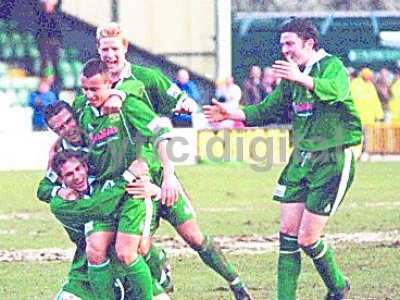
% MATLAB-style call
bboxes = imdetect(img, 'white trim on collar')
[303,49,329,75]
[61,139,88,152]
[119,61,132,80]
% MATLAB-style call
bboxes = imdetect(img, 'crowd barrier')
[365,123,400,154]
[1,124,399,171]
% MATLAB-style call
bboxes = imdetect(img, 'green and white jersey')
[79,79,172,183]
[243,50,362,151]
[50,176,127,226]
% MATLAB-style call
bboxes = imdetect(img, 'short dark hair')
[279,18,319,49]
[52,150,85,176]
[82,58,109,78]
[44,100,75,126]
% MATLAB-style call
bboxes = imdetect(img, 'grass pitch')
[0,162,399,299]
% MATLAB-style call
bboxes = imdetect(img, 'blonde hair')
[96,22,128,47]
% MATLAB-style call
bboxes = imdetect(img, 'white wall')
[61,0,232,79]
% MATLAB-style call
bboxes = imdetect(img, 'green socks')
[88,259,115,300]
[277,232,301,300]
[144,244,167,283]
[301,239,346,293]
[197,235,239,282]
[124,256,153,300]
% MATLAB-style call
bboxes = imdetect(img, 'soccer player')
[204,18,362,300]
[49,150,169,300]
[79,58,253,300]
[72,22,198,206]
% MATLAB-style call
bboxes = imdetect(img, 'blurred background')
[1,0,400,169]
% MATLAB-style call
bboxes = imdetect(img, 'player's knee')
[177,221,204,249]
[86,244,108,265]
[116,245,138,265]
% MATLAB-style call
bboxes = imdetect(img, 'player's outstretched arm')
[203,98,246,122]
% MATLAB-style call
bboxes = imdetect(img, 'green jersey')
[243,50,362,151]
[127,63,186,115]
[50,177,127,226]
[79,79,171,183]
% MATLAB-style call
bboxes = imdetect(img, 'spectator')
[210,77,244,130]
[375,68,393,118]
[347,66,357,80]
[215,76,242,109]
[35,0,62,95]
[351,67,384,126]
[174,68,201,103]
[389,68,400,122]
[351,67,384,160]
[241,65,262,105]
[260,67,279,99]
[27,77,58,131]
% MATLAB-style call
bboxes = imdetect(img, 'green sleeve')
[72,93,87,117]
[132,65,185,115]
[118,78,154,110]
[37,176,60,203]
[243,82,289,126]
[122,96,172,145]
[50,180,127,224]
[313,57,351,104]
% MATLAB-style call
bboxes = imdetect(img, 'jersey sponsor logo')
[273,184,287,198]
[292,101,314,117]
[90,127,119,145]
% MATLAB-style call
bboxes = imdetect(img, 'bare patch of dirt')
[1,230,399,262]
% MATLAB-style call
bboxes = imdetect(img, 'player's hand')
[138,236,151,256]
[126,178,160,199]
[47,138,63,169]
[203,98,229,122]
[271,56,303,82]
[128,159,149,178]
[102,94,122,114]
[173,97,198,113]
[161,174,179,207]
[57,188,79,201]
